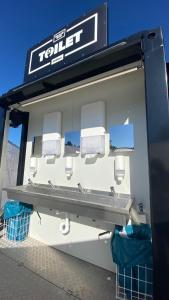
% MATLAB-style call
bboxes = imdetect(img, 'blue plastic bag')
[111,224,153,297]
[111,224,153,268]
[4,201,33,220]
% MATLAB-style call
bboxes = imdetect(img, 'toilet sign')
[24,4,107,83]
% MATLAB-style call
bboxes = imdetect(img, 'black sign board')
[24,4,107,83]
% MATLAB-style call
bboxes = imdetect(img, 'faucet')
[48,180,55,189]
[110,186,116,196]
[77,183,84,193]
[28,178,33,185]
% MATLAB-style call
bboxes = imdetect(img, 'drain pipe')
[59,214,70,235]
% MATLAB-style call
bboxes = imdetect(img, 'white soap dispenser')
[114,155,125,183]
[65,156,73,178]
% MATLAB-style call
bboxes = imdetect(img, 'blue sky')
[110,124,134,148]
[8,126,22,147]
[65,131,80,147]
[0,0,168,146]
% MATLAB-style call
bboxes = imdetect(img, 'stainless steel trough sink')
[4,184,133,226]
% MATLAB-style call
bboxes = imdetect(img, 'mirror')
[32,136,42,157]
[109,124,134,153]
[65,131,80,155]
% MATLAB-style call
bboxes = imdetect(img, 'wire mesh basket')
[116,264,153,300]
[3,212,31,242]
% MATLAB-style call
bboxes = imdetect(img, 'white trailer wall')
[23,67,150,272]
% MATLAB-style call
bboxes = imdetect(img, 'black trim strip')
[16,112,29,185]
[143,28,169,299]
[0,44,141,108]
[167,62,169,94]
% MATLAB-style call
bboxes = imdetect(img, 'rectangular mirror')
[32,136,42,157]
[109,124,134,153]
[65,131,80,155]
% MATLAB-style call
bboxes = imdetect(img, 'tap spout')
[110,186,116,196]
[48,180,55,189]
[77,183,84,193]
[28,178,33,185]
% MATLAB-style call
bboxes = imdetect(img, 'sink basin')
[4,184,133,226]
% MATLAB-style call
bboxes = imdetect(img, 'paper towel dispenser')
[42,112,62,156]
[81,101,106,155]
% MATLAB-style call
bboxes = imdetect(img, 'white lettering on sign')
[51,54,64,65]
[39,29,83,63]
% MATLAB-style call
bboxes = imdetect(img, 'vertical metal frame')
[17,112,29,185]
[143,28,169,299]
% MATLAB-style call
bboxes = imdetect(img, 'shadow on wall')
[1,142,20,208]
[5,142,19,187]
[28,206,115,272]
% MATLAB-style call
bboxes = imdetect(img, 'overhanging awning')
[0,30,147,109]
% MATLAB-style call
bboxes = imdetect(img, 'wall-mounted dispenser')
[42,112,61,157]
[114,155,125,183]
[30,157,38,176]
[81,101,105,155]
[65,156,73,178]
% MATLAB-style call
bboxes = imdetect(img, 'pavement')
[0,236,116,300]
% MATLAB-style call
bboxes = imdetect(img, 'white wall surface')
[23,68,150,272]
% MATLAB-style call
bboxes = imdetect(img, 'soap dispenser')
[65,156,73,178]
[114,155,125,183]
